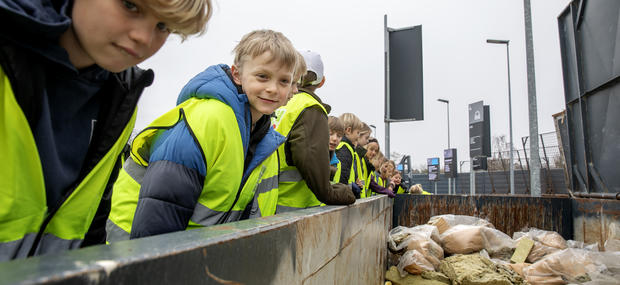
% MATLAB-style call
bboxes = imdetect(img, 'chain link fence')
[483,131,567,194]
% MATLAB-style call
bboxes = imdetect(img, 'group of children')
[0,0,422,262]
[327,115,408,200]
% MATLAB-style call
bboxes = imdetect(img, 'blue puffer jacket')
[130,64,285,238]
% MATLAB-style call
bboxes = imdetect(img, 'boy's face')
[345,127,361,145]
[329,131,343,151]
[365,142,379,159]
[357,132,370,147]
[232,51,294,122]
[70,0,170,72]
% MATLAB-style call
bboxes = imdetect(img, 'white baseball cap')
[299,50,324,85]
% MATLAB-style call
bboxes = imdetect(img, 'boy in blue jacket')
[107,30,300,240]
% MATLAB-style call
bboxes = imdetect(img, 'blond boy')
[0,0,211,260]
[108,30,298,240]
[335,113,364,190]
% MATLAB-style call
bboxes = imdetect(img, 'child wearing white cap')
[272,50,356,212]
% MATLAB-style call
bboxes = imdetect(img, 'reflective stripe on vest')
[360,156,370,197]
[0,66,135,260]
[244,152,280,218]
[107,98,245,241]
[364,171,373,197]
[272,92,327,210]
[106,159,144,242]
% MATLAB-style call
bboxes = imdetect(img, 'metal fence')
[483,131,566,194]
[428,131,568,195]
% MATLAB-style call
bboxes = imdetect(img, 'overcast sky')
[137,0,573,171]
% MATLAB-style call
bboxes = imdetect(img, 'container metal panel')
[0,197,392,285]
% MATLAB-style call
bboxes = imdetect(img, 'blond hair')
[233,30,298,73]
[339,113,363,131]
[149,0,213,40]
[371,151,385,169]
[360,123,372,135]
[294,51,307,83]
[409,184,424,194]
[328,116,345,137]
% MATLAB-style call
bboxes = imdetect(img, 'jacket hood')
[0,0,75,69]
[177,64,252,154]
[0,0,71,37]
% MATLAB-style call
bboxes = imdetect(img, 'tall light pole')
[437,98,451,194]
[486,39,514,195]
[524,0,541,197]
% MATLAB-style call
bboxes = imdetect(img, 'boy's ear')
[231,65,242,85]
[345,126,352,134]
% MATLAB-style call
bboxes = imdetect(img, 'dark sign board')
[444,148,457,178]
[473,156,488,171]
[469,102,491,158]
[386,25,423,121]
[469,101,484,124]
[427,157,440,181]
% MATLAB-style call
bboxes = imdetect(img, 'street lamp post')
[437,99,450,148]
[486,39,514,195]
[437,98,451,194]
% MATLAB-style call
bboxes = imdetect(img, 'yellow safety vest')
[107,98,246,242]
[334,141,365,195]
[359,156,370,197]
[272,92,327,212]
[0,66,135,260]
[245,151,280,218]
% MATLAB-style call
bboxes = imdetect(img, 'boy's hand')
[351,183,361,199]
[356,179,364,188]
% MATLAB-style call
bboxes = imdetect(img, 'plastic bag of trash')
[566,240,599,251]
[428,214,494,234]
[513,228,567,263]
[513,237,558,263]
[604,222,620,252]
[405,231,444,269]
[397,249,435,276]
[479,249,510,267]
[388,224,440,253]
[523,248,620,285]
[441,225,515,258]
[513,228,567,249]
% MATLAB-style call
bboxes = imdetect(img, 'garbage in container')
[386,214,620,285]
[428,214,494,234]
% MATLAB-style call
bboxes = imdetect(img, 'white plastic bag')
[428,214,494,234]
[440,225,515,258]
[397,249,435,276]
[523,248,620,285]
[388,224,440,252]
